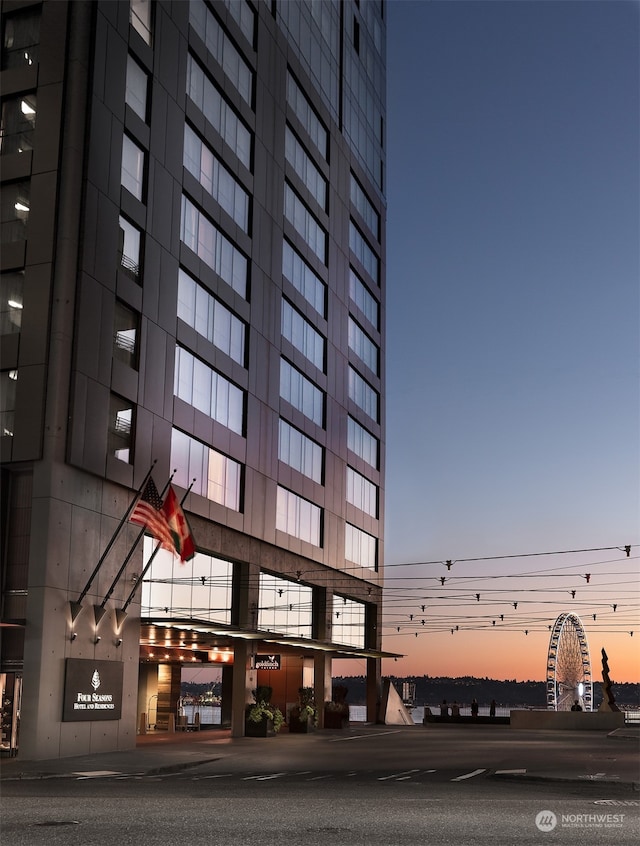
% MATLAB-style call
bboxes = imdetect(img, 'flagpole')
[116,480,196,626]
[93,472,175,627]
[70,461,156,622]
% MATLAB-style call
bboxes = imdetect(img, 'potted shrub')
[288,686,318,733]
[323,684,350,729]
[245,686,284,737]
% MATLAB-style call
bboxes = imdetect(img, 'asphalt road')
[2,726,638,846]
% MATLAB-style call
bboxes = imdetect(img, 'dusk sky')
[378,0,639,683]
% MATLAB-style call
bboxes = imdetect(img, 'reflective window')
[174,345,244,435]
[279,419,323,484]
[348,365,378,422]
[184,124,249,232]
[284,183,326,264]
[258,572,313,638]
[221,0,255,45]
[349,220,378,285]
[113,301,139,369]
[276,486,322,547]
[346,466,377,518]
[0,369,17,437]
[130,0,152,45]
[0,271,23,335]
[171,428,242,511]
[332,595,366,647]
[280,358,324,427]
[189,0,253,106]
[2,7,40,70]
[186,54,252,170]
[177,268,246,365]
[348,316,378,375]
[350,173,379,241]
[349,267,378,329]
[108,394,134,463]
[0,95,36,156]
[285,125,327,210]
[286,70,328,160]
[282,240,325,317]
[121,135,145,201]
[282,299,324,371]
[141,540,233,625]
[125,54,148,121]
[118,215,142,281]
[1,181,29,243]
[345,523,377,570]
[347,416,378,470]
[180,195,247,298]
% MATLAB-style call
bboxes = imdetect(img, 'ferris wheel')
[546,612,592,711]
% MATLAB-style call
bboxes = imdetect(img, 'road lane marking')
[495,769,526,774]
[329,730,402,742]
[73,771,121,778]
[451,768,486,781]
[378,769,420,781]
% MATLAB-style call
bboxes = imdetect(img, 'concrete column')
[366,656,381,723]
[231,639,257,737]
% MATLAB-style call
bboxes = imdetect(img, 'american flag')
[130,478,175,552]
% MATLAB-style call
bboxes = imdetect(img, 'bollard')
[168,713,175,733]
[139,712,147,735]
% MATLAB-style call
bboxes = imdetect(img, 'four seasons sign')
[62,658,124,721]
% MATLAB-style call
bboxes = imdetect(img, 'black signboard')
[62,658,124,721]
[254,654,281,670]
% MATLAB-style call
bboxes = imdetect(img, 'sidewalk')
[1,724,638,787]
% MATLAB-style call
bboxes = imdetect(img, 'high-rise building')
[0,0,388,760]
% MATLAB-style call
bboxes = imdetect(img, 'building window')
[0,95,37,156]
[332,595,366,647]
[282,299,325,371]
[177,268,246,366]
[189,0,253,107]
[349,220,378,286]
[2,7,40,70]
[276,486,322,547]
[0,369,17,437]
[278,419,323,484]
[141,541,233,625]
[348,316,378,375]
[121,135,145,201]
[186,54,252,170]
[221,0,255,46]
[349,267,378,330]
[348,365,378,422]
[258,572,313,637]
[125,54,148,122]
[347,416,378,470]
[183,124,250,232]
[350,173,379,241]
[108,394,134,463]
[171,428,242,511]
[345,523,377,570]
[346,466,377,518]
[282,240,325,317]
[130,0,152,45]
[180,195,248,298]
[286,70,328,160]
[1,181,29,243]
[118,215,142,281]
[174,346,244,435]
[284,182,326,264]
[285,125,327,211]
[0,271,24,335]
[279,358,324,427]
[113,301,139,368]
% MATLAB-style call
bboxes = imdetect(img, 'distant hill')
[333,675,640,709]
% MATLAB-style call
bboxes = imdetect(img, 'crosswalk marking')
[451,768,486,781]
[378,769,420,781]
[495,768,526,775]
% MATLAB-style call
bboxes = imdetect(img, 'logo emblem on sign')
[91,670,101,691]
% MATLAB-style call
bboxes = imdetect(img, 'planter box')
[245,716,276,737]
[288,713,315,733]
[323,710,349,729]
